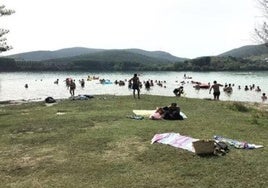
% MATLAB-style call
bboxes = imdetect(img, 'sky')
[1,0,263,58]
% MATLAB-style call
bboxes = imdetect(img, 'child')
[261,93,267,101]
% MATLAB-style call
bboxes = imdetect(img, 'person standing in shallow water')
[69,79,76,96]
[262,93,267,102]
[209,80,223,100]
[129,73,140,99]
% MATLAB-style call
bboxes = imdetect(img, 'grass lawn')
[0,95,267,188]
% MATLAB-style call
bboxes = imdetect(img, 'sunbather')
[149,107,165,120]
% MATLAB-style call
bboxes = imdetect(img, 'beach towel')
[151,133,199,153]
[133,110,155,116]
[214,135,264,149]
[133,110,187,119]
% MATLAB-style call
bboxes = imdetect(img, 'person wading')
[129,73,141,99]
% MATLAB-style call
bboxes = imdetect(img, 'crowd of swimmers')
[23,73,267,102]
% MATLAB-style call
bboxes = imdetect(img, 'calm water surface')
[0,71,267,103]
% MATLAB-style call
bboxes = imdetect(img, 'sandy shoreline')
[0,96,268,111]
[0,98,44,106]
[244,102,268,112]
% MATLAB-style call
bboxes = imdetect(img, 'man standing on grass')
[209,80,223,100]
[129,73,140,99]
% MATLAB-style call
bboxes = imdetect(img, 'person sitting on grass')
[162,103,183,120]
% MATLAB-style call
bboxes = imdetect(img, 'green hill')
[3,48,187,71]
[2,45,268,71]
[174,55,268,71]
[40,49,185,71]
[5,47,186,63]
[6,47,105,61]
[219,44,268,60]
[48,49,183,64]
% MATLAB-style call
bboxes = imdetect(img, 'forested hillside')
[174,56,268,71]
[1,45,268,71]
[6,47,185,62]
[219,44,268,59]
[6,47,105,61]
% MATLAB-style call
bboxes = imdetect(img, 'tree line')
[1,56,267,72]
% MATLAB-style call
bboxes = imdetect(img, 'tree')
[0,5,15,53]
[255,0,268,44]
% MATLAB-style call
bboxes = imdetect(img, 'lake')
[0,71,267,103]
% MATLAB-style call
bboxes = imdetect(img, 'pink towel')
[151,133,199,152]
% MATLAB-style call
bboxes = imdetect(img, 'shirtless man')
[209,80,223,100]
[129,73,140,99]
[69,79,76,96]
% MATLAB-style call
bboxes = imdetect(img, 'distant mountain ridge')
[2,44,268,71]
[5,47,186,63]
[6,47,105,61]
[219,44,268,59]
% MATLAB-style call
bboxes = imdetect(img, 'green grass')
[0,95,267,188]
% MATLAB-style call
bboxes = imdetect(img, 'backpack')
[45,97,56,103]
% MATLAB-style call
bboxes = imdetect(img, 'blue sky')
[1,0,262,58]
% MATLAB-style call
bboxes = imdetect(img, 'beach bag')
[45,97,56,103]
[192,140,215,155]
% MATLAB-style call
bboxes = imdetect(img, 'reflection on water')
[0,71,267,103]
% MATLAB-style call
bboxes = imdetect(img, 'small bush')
[229,102,249,112]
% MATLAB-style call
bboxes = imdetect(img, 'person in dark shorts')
[129,73,140,99]
[69,79,76,96]
[209,80,223,100]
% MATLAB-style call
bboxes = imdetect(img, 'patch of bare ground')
[245,102,268,112]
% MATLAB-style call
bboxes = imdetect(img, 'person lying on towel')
[149,107,165,120]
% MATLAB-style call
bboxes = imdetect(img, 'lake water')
[0,71,267,103]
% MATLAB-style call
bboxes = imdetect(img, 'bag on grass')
[45,97,56,103]
[192,140,215,155]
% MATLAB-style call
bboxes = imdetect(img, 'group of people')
[208,80,267,102]
[149,103,184,120]
[173,80,226,100]
[128,74,267,102]
[59,73,267,103]
[64,78,87,96]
